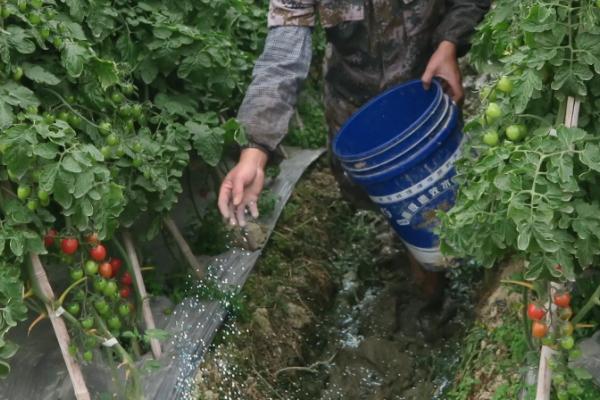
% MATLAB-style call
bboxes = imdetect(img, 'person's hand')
[421,40,464,104]
[218,148,268,227]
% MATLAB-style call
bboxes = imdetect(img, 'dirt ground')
[194,160,486,400]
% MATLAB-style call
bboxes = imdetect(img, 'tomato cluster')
[44,229,137,362]
[479,76,530,147]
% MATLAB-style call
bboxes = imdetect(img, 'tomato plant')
[440,1,600,397]
[0,0,267,383]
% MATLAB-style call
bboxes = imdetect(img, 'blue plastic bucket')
[332,80,464,270]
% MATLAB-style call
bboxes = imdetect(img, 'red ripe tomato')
[89,244,107,261]
[554,292,571,308]
[61,238,79,255]
[110,258,123,277]
[120,287,131,298]
[99,262,113,279]
[44,228,58,247]
[527,304,546,321]
[121,272,133,286]
[532,321,548,338]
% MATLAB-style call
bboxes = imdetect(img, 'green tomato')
[70,268,84,282]
[31,0,43,9]
[100,146,112,158]
[66,303,80,316]
[39,27,50,39]
[18,0,27,12]
[107,134,119,146]
[485,102,502,123]
[93,277,108,292]
[132,158,142,168]
[132,143,143,153]
[561,336,575,350]
[556,390,568,400]
[111,92,124,104]
[28,13,41,25]
[68,344,77,356]
[483,130,499,146]
[69,114,82,128]
[81,317,94,329]
[123,83,135,95]
[118,304,131,317]
[40,196,50,207]
[27,199,38,211]
[103,280,118,297]
[37,190,49,202]
[82,350,93,362]
[43,112,55,124]
[53,36,63,49]
[107,316,122,330]
[497,76,513,94]
[17,185,31,200]
[84,260,99,275]
[12,67,23,81]
[125,119,135,132]
[506,125,522,141]
[115,147,125,157]
[58,111,70,121]
[94,299,108,312]
[1,7,11,18]
[99,121,112,135]
[118,104,132,118]
[131,104,143,119]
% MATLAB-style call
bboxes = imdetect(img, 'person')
[218,0,490,306]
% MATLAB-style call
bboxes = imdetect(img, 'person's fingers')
[446,75,464,104]
[218,179,233,219]
[248,200,259,219]
[235,204,247,227]
[421,65,435,90]
[228,202,237,226]
[232,174,245,207]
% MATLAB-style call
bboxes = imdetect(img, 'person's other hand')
[421,40,464,105]
[218,148,268,227]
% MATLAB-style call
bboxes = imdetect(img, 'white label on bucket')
[402,241,447,272]
[369,144,462,205]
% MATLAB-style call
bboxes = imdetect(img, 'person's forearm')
[433,0,491,57]
[237,26,313,152]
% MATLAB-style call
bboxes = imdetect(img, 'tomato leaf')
[62,41,89,78]
[22,64,61,85]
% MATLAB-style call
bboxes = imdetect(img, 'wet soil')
[195,161,483,400]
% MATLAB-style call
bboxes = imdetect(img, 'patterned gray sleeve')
[237,26,313,152]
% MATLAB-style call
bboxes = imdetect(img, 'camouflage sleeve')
[237,26,313,152]
[268,0,317,27]
[433,0,491,57]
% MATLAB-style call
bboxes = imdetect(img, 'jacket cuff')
[241,141,286,165]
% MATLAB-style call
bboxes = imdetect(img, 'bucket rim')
[349,104,460,186]
[332,79,444,162]
[342,95,452,173]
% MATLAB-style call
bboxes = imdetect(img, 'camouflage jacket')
[237,0,490,152]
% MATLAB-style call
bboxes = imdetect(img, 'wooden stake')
[163,215,206,279]
[535,97,580,400]
[29,254,91,400]
[122,231,162,359]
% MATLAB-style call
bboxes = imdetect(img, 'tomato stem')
[501,279,535,290]
[57,277,87,306]
[523,288,535,351]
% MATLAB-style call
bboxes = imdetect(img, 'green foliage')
[441,0,600,282]
[0,0,268,379]
[0,263,27,378]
